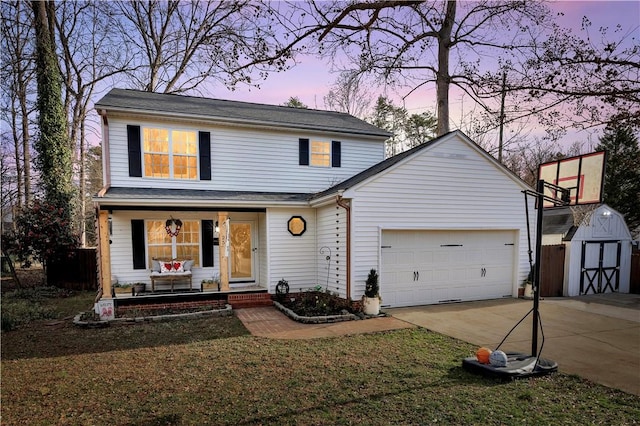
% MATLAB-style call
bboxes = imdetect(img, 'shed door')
[580,240,621,294]
[381,230,516,307]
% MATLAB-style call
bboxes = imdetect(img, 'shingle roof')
[542,207,575,235]
[95,88,390,138]
[99,187,312,204]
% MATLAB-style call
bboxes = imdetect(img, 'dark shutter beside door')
[131,219,146,270]
[199,131,211,180]
[127,125,142,177]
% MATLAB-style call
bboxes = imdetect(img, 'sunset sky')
[211,0,639,149]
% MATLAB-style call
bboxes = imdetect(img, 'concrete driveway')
[387,293,640,396]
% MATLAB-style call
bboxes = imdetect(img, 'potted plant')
[133,282,146,295]
[202,273,220,291]
[522,267,534,299]
[362,269,381,315]
[114,283,133,296]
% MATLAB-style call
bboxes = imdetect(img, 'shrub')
[364,269,379,298]
[1,286,72,331]
[284,289,353,316]
[1,298,58,331]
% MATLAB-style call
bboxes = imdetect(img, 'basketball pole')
[532,179,545,357]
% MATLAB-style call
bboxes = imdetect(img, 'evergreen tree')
[596,124,640,231]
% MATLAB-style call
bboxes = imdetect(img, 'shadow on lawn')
[0,315,250,360]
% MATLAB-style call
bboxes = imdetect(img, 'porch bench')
[150,271,193,292]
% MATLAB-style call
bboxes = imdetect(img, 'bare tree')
[324,70,372,118]
[470,16,640,135]
[1,0,36,208]
[54,0,133,246]
[287,1,552,136]
[503,137,584,187]
[113,0,294,94]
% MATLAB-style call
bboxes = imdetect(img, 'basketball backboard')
[538,151,606,208]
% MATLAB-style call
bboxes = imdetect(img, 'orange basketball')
[476,347,492,364]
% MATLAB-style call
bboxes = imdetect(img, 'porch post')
[97,209,112,299]
[218,212,230,291]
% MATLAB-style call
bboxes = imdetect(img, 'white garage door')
[381,230,516,307]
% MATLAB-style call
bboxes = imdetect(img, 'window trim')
[310,140,331,167]
[299,138,341,168]
[141,126,199,180]
[145,219,201,267]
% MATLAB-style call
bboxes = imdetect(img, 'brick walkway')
[235,306,415,339]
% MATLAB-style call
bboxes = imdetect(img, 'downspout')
[336,192,351,301]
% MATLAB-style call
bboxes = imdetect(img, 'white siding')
[266,208,317,292]
[346,133,534,301]
[316,204,348,298]
[106,116,384,193]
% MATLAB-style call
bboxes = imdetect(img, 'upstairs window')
[311,141,331,167]
[299,138,341,168]
[143,128,198,179]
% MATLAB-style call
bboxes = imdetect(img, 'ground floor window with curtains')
[146,220,200,266]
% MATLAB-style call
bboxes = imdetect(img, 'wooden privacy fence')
[540,244,565,297]
[631,247,640,294]
[47,248,98,291]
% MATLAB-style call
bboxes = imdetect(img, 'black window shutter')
[332,141,341,167]
[127,125,142,177]
[199,131,211,180]
[131,219,146,270]
[299,138,309,166]
[202,220,214,267]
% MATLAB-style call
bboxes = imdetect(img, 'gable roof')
[312,130,531,201]
[95,88,390,138]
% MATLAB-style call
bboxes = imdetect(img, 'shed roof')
[95,88,390,138]
[542,206,578,241]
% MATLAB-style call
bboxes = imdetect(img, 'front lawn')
[1,292,639,425]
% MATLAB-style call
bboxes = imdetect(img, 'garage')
[381,230,517,307]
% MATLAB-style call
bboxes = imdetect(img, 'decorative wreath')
[165,218,183,237]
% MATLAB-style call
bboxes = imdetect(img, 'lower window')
[147,220,200,265]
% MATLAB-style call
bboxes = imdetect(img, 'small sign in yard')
[96,299,115,321]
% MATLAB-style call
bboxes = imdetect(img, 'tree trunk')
[436,0,456,136]
[1,248,21,288]
[79,117,86,247]
[11,104,23,208]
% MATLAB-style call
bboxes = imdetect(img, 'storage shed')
[542,204,633,296]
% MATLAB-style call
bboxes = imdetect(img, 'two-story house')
[94,88,534,315]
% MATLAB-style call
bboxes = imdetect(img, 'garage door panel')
[381,230,516,307]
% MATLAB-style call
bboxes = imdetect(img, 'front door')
[229,221,255,283]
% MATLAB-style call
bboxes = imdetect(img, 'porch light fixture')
[165,217,183,237]
[288,216,306,236]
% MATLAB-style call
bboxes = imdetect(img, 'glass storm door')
[229,222,255,282]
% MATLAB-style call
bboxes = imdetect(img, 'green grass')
[1,288,95,331]
[1,293,639,425]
